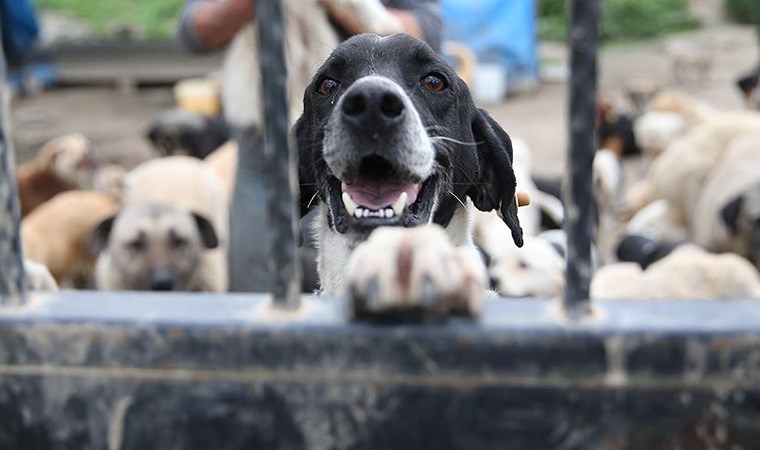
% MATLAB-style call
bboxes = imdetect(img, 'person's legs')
[228,126,272,292]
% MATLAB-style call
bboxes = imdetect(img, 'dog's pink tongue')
[345,179,419,210]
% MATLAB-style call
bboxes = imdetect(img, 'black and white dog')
[294,34,523,315]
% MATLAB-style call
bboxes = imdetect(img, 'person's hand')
[320,0,421,39]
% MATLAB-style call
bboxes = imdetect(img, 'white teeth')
[349,194,408,220]
[392,192,408,216]
[342,192,357,216]
[341,182,348,192]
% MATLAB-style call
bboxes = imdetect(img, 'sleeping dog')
[295,34,523,315]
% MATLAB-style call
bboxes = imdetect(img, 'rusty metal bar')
[256,0,301,307]
[0,31,26,304]
[563,0,599,316]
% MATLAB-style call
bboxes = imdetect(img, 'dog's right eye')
[317,78,340,96]
[420,73,448,93]
[126,239,146,252]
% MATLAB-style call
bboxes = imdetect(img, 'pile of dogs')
[17,85,760,301]
[17,131,237,293]
[486,85,760,300]
[14,29,760,303]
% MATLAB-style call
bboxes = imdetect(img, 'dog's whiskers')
[431,136,480,147]
[306,191,320,209]
[448,190,467,209]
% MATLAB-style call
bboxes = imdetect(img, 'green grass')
[35,0,184,39]
[725,0,760,24]
[539,0,701,42]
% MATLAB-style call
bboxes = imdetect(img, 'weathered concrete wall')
[1,293,759,449]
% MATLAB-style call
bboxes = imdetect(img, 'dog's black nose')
[149,269,175,291]
[341,84,405,129]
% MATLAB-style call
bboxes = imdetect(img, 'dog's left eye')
[317,78,340,95]
[169,234,188,249]
[420,73,448,92]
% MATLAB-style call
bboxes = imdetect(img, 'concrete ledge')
[1,294,759,449]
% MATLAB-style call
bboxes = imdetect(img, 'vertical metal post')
[0,37,27,304]
[563,0,599,316]
[256,0,301,308]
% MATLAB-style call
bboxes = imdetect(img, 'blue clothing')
[1,0,39,65]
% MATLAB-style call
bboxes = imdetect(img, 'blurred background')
[4,0,757,175]
[6,0,758,177]
[6,0,760,297]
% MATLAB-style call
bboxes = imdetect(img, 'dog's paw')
[346,225,486,318]
[24,260,59,292]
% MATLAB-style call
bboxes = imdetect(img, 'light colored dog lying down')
[592,245,760,300]
[692,134,760,268]
[94,155,229,292]
[473,210,564,298]
[648,112,760,225]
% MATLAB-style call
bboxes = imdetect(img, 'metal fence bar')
[0,35,26,304]
[563,0,599,316]
[256,0,301,308]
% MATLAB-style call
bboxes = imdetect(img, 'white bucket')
[473,63,508,105]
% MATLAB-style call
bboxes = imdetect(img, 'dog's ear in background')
[737,73,759,97]
[191,212,220,249]
[467,109,524,247]
[86,215,117,256]
[145,109,230,159]
[721,194,744,235]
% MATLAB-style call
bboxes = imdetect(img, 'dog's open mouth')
[327,155,438,231]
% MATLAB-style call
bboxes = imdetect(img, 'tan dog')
[114,156,229,292]
[22,190,119,288]
[92,164,127,200]
[692,134,760,267]
[16,134,98,217]
[592,245,760,300]
[89,203,220,292]
[648,112,760,226]
[204,140,238,197]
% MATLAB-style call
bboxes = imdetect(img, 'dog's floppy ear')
[87,215,117,256]
[293,115,318,218]
[468,109,523,247]
[191,213,219,249]
[721,194,745,235]
[737,74,759,96]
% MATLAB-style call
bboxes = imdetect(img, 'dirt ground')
[10,24,760,175]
